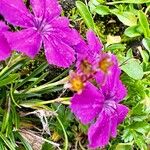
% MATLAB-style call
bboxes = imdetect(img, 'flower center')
[80,59,93,74]
[69,75,85,93]
[99,57,113,73]
[34,16,51,34]
[104,100,116,115]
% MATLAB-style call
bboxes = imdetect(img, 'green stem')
[10,84,21,108]
[0,66,9,77]
[35,97,70,105]
[20,97,71,108]
[106,1,124,5]
[21,77,69,93]
[144,71,150,75]
[79,141,86,150]
[48,68,71,84]
[8,54,25,67]
[106,1,148,5]
[145,5,150,15]
[51,106,68,150]
[0,54,26,78]
[57,115,68,150]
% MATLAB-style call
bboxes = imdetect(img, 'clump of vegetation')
[0,0,150,150]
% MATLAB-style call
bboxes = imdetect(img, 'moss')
[94,15,126,36]
[60,0,76,12]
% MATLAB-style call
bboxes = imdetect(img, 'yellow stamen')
[99,57,113,73]
[80,59,92,74]
[70,75,84,92]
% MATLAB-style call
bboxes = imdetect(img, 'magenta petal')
[50,17,70,28]
[88,103,128,148]
[101,65,127,102]
[72,30,89,54]
[0,0,33,27]
[117,104,129,124]
[4,28,42,58]
[110,112,118,138]
[110,104,128,138]
[50,17,81,46]
[44,37,75,68]
[61,29,82,47]
[95,71,106,86]
[74,39,88,54]
[30,0,45,17]
[0,33,11,61]
[0,21,9,31]
[88,111,111,149]
[30,0,61,18]
[70,83,104,124]
[86,30,103,55]
[115,80,127,102]
[0,22,11,60]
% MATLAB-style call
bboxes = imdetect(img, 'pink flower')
[0,0,81,67]
[75,30,119,86]
[70,60,128,149]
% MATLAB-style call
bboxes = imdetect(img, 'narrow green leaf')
[95,5,110,16]
[76,1,95,30]
[23,72,49,93]
[0,58,27,80]
[1,100,11,133]
[8,133,17,148]
[142,38,150,52]
[0,139,5,150]
[138,10,150,38]
[139,49,149,63]
[106,0,150,4]
[16,62,48,89]
[0,74,20,87]
[0,133,16,150]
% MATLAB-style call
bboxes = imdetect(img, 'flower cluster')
[69,30,129,149]
[0,0,129,149]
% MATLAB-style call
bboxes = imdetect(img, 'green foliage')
[76,1,95,30]
[124,25,142,37]
[89,0,150,41]
[143,38,150,52]
[94,5,110,16]
[138,10,150,38]
[112,11,137,27]
[115,143,133,150]
[119,57,144,80]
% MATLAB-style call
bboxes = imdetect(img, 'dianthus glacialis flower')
[0,0,80,67]
[0,21,11,61]
[70,65,129,148]
[76,30,118,86]
[76,30,103,75]
[67,30,120,95]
